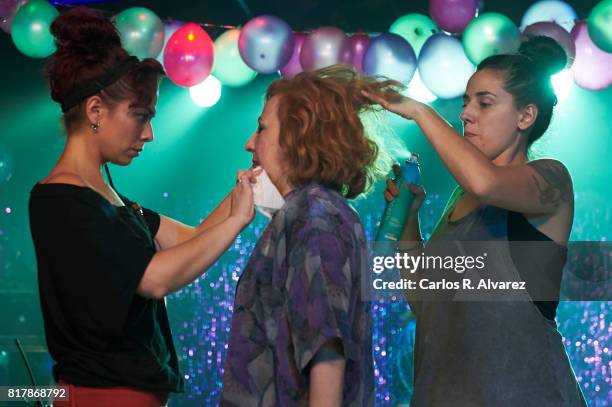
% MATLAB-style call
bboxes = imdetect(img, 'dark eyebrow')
[130,106,156,118]
[463,91,497,101]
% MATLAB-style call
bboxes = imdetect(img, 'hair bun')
[51,6,121,54]
[518,35,567,77]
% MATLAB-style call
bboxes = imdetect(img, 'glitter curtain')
[140,191,611,407]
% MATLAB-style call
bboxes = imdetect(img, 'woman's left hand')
[361,90,423,120]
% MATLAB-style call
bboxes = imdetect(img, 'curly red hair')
[266,64,404,199]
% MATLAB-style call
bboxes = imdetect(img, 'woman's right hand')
[384,164,426,214]
[229,169,260,228]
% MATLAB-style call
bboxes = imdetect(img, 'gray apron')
[408,190,588,407]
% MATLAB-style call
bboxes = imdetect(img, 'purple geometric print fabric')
[221,183,374,406]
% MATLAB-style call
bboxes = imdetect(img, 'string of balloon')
[2,0,611,93]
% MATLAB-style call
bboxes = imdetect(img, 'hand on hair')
[361,90,422,120]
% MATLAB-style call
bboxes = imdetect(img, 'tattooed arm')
[472,158,573,215]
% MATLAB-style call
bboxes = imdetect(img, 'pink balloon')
[348,34,371,73]
[570,22,612,91]
[300,26,350,71]
[280,32,305,78]
[522,22,576,67]
[429,0,478,34]
[163,23,214,88]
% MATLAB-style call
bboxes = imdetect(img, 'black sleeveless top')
[507,210,566,320]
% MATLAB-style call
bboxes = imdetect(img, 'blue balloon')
[418,34,475,99]
[238,15,295,74]
[363,33,417,84]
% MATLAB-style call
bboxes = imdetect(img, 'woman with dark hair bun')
[366,36,588,406]
[29,7,258,406]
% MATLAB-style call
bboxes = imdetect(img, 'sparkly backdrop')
[141,190,610,407]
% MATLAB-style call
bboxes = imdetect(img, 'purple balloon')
[280,32,305,78]
[0,0,26,33]
[522,22,576,67]
[363,33,417,84]
[348,34,371,73]
[238,15,295,74]
[429,0,479,34]
[570,22,612,91]
[300,26,350,71]
[0,0,19,19]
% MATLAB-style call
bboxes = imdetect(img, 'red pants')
[55,380,169,407]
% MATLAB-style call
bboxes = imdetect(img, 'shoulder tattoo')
[528,160,572,207]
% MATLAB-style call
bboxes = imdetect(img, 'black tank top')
[507,210,567,320]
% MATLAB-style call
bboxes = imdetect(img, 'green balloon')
[11,0,58,58]
[212,28,257,87]
[389,14,439,56]
[114,7,164,59]
[588,0,612,53]
[462,12,521,65]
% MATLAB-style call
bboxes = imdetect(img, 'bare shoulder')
[527,158,573,208]
[40,172,87,187]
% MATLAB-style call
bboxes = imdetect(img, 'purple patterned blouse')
[221,183,374,406]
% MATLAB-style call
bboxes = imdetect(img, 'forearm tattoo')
[528,160,572,207]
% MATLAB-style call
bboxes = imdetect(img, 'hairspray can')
[376,153,421,241]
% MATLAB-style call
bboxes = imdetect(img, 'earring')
[91,122,100,133]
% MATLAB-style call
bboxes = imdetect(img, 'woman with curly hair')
[29,7,256,406]
[220,65,401,407]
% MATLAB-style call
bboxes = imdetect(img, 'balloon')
[389,14,438,56]
[189,75,222,107]
[238,15,294,74]
[213,28,257,87]
[0,0,19,19]
[570,22,612,91]
[0,0,26,34]
[0,145,14,184]
[588,0,612,53]
[347,34,371,73]
[429,0,478,34]
[164,23,214,88]
[520,0,577,32]
[300,26,350,71]
[113,7,164,59]
[363,33,417,84]
[462,12,521,65]
[280,32,306,78]
[10,0,58,58]
[522,22,576,67]
[156,20,184,66]
[418,34,475,99]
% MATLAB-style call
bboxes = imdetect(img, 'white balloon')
[418,34,475,99]
[521,0,577,32]
[189,75,222,108]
